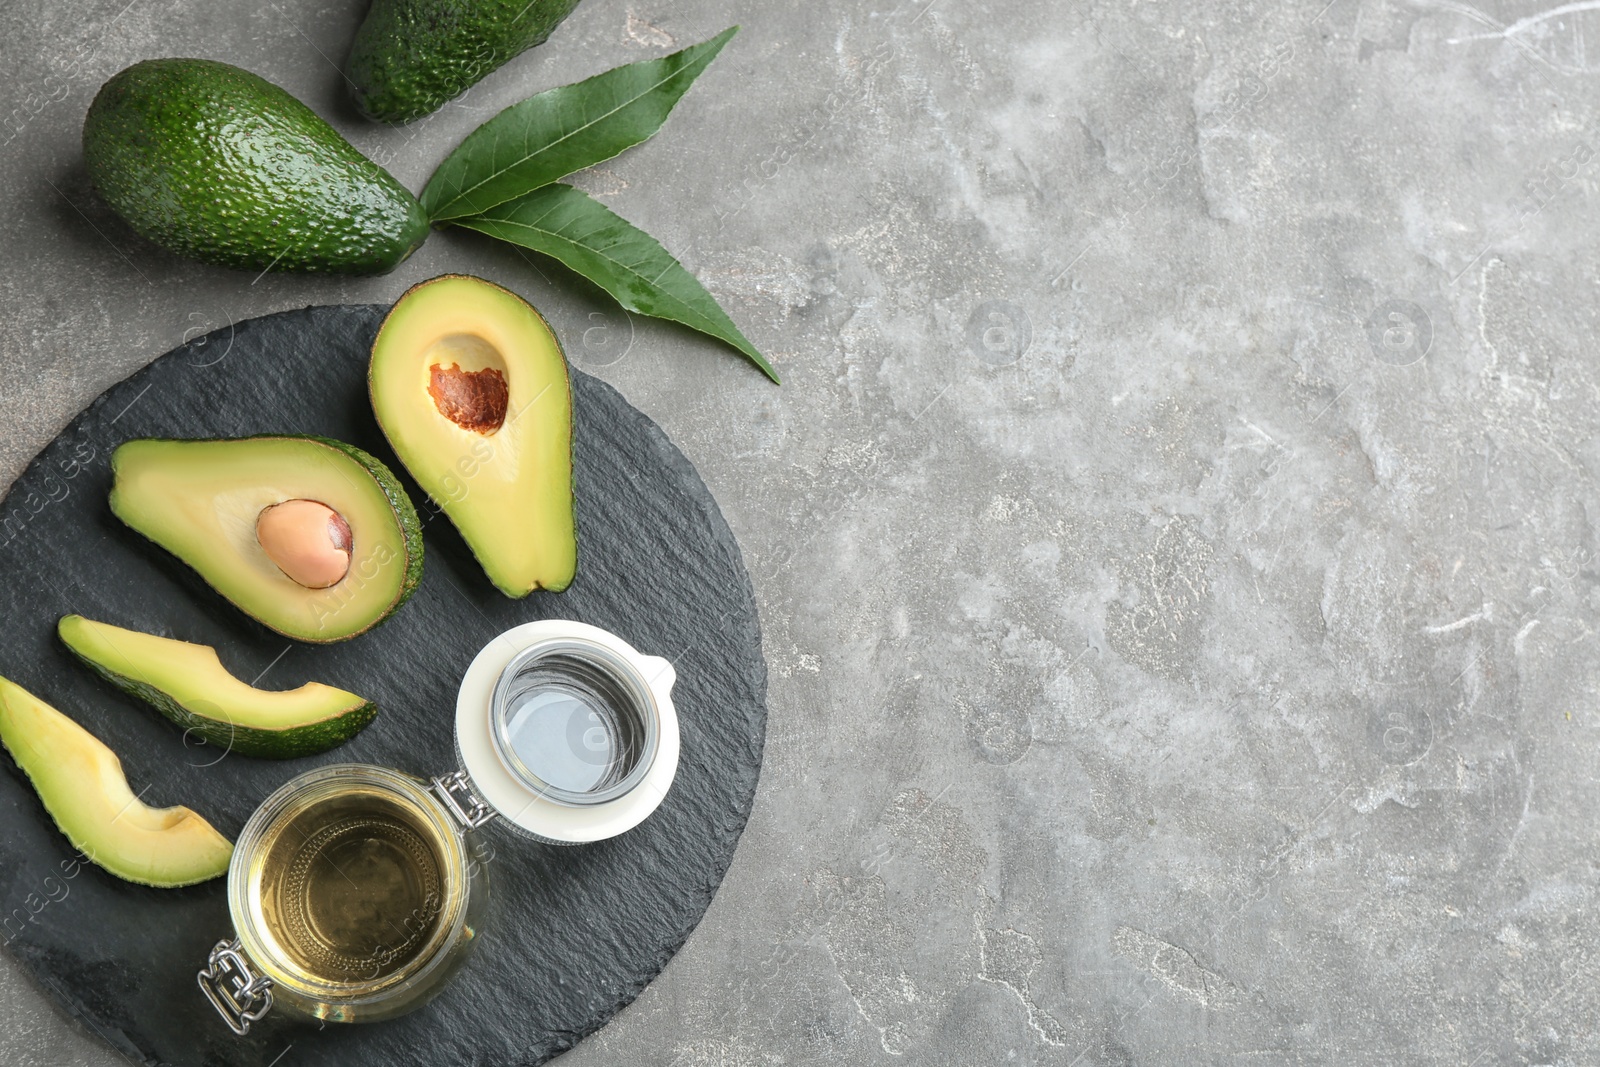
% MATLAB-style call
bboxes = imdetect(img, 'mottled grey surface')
[1,0,1597,1064]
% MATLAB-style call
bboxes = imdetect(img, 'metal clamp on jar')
[198,620,680,1033]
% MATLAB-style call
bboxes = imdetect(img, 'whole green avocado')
[346,0,583,124]
[83,59,430,274]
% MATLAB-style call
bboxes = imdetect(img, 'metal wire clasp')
[198,938,274,1035]
[431,771,497,830]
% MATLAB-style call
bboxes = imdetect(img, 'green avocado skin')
[67,649,378,759]
[83,59,430,273]
[347,0,583,123]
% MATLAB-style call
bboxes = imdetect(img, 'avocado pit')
[256,499,353,589]
[428,361,509,434]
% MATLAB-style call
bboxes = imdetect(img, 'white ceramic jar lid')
[455,620,679,844]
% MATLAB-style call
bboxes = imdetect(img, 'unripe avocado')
[84,58,430,274]
[346,0,583,124]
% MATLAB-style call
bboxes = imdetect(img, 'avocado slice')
[59,615,378,759]
[109,436,424,643]
[346,0,583,123]
[84,59,429,273]
[369,275,576,596]
[0,676,233,888]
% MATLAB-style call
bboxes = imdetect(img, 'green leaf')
[422,27,738,222]
[450,183,778,383]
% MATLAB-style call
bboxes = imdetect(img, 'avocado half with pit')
[0,675,233,887]
[369,274,576,597]
[109,436,424,643]
[59,615,378,758]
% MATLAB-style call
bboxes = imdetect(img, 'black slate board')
[0,305,766,1067]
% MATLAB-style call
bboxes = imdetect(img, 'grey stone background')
[2,0,1598,1063]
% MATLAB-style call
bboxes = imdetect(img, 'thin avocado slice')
[109,435,424,643]
[0,675,233,888]
[369,274,576,596]
[59,615,378,759]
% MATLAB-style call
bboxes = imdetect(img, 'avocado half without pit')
[369,274,576,597]
[109,436,424,643]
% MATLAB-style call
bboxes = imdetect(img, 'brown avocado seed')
[256,499,353,589]
[428,361,509,434]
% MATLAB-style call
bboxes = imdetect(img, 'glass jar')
[198,620,680,1034]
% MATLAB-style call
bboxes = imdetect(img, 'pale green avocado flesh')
[59,615,378,758]
[369,275,575,597]
[0,675,233,888]
[109,435,424,643]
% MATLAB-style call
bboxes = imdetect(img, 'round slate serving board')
[0,305,766,1067]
